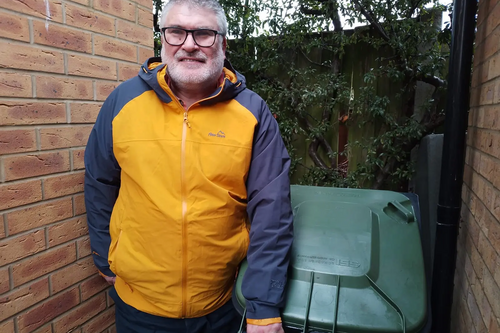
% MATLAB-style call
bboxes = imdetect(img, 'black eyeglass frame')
[161,27,225,48]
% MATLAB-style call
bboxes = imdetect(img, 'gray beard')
[163,49,225,88]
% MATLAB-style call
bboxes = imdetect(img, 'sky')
[336,0,453,29]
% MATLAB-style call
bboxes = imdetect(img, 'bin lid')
[234,185,427,333]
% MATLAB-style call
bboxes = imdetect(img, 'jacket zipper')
[181,111,189,318]
[178,78,227,318]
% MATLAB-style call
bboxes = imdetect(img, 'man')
[84,0,293,332]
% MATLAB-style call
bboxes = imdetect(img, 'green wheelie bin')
[233,185,427,333]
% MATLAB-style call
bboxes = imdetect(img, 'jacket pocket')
[108,230,122,276]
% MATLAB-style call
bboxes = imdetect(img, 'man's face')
[161,4,226,87]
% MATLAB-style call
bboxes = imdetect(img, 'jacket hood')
[138,57,247,105]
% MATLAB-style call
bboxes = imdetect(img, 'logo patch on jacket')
[208,131,226,138]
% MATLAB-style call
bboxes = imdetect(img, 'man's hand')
[246,323,285,333]
[103,275,116,285]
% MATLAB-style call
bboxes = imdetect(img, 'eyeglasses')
[161,27,224,48]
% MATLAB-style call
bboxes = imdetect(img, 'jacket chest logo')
[208,131,226,138]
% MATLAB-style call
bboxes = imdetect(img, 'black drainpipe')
[431,0,477,332]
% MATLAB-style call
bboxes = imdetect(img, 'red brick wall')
[0,0,153,331]
[452,0,500,332]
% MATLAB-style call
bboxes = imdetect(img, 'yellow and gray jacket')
[84,57,294,325]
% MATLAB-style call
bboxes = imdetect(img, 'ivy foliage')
[153,0,452,190]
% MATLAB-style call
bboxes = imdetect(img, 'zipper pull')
[183,111,191,128]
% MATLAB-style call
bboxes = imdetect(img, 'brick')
[0,72,32,98]
[68,54,117,80]
[482,27,500,61]
[471,87,481,108]
[480,82,495,106]
[471,241,485,280]
[469,108,479,128]
[76,235,91,258]
[0,102,67,126]
[487,213,500,251]
[0,41,64,74]
[478,286,493,330]
[3,151,70,182]
[82,306,115,333]
[0,267,10,294]
[32,324,52,333]
[12,243,77,287]
[0,0,63,22]
[33,20,92,53]
[138,46,153,64]
[135,0,153,9]
[118,63,139,81]
[80,274,109,301]
[490,316,500,333]
[460,293,473,333]
[16,287,79,333]
[73,193,86,216]
[0,278,50,321]
[0,179,42,211]
[94,35,137,62]
[93,0,136,21]
[117,19,152,47]
[50,256,96,293]
[39,125,92,150]
[70,102,102,123]
[138,6,153,28]
[495,80,500,104]
[0,230,46,267]
[476,62,490,89]
[95,81,119,101]
[0,215,4,239]
[65,3,115,36]
[476,21,487,51]
[488,56,500,82]
[483,267,500,318]
[0,320,14,333]
[0,129,37,155]
[53,293,106,333]
[72,148,85,170]
[106,288,114,306]
[48,216,88,247]
[43,172,84,199]
[479,154,497,188]
[495,257,500,288]
[467,216,481,249]
[467,289,487,333]
[36,76,93,100]
[67,0,89,5]
[7,198,73,235]
[0,11,30,42]
[109,325,117,333]
[485,1,500,39]
[477,228,498,272]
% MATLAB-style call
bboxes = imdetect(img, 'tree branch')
[406,0,426,18]
[418,74,446,87]
[352,0,390,42]
[299,49,334,69]
[308,139,330,169]
[300,5,325,16]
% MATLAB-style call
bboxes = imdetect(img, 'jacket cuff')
[245,301,281,321]
[246,317,282,326]
[98,268,115,278]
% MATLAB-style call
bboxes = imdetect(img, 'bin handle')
[388,201,414,224]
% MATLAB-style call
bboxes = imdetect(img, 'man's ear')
[222,37,227,57]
